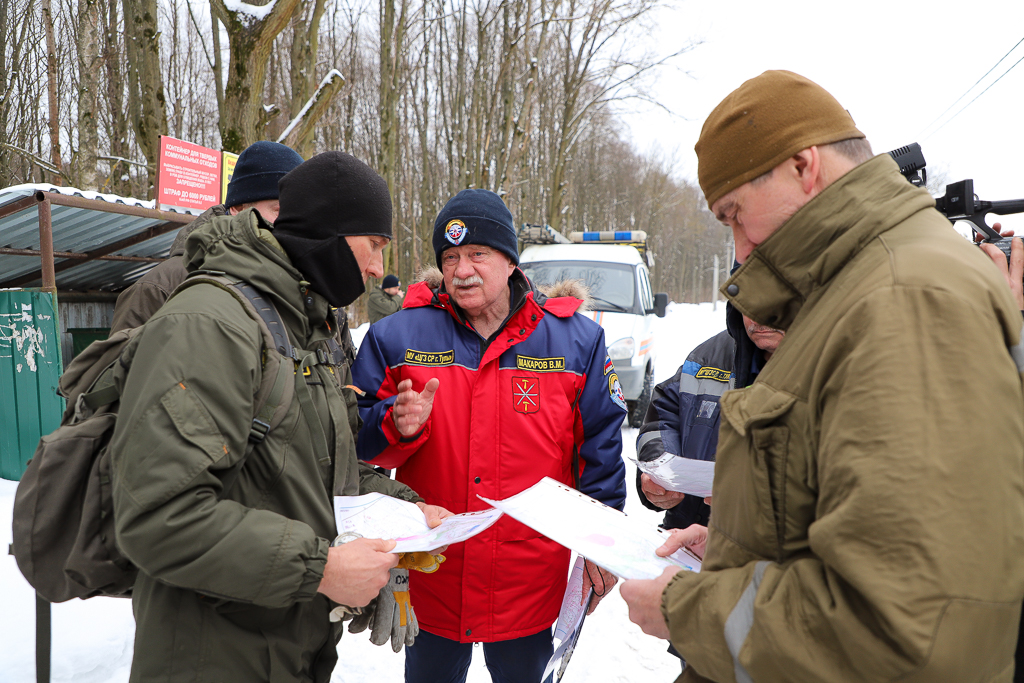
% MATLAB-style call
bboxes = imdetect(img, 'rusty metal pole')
[37,195,56,292]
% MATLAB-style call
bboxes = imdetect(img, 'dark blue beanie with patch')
[432,189,519,268]
[224,141,304,208]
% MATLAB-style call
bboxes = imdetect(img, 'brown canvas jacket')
[663,155,1024,683]
[108,204,229,334]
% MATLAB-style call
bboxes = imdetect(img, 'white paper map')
[631,453,715,497]
[543,556,592,680]
[479,478,701,580]
[333,493,504,553]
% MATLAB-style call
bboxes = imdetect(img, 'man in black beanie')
[368,274,403,323]
[110,140,304,333]
[353,188,628,683]
[272,151,394,307]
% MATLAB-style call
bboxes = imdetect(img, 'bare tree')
[209,0,302,152]
[123,0,168,193]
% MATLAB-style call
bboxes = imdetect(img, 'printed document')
[479,478,701,580]
[333,493,504,553]
[543,556,591,681]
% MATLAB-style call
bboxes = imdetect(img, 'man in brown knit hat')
[621,70,1024,682]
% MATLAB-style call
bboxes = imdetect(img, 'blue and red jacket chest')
[352,279,626,642]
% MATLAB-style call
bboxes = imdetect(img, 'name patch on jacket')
[695,366,731,382]
[404,349,455,366]
[516,355,566,372]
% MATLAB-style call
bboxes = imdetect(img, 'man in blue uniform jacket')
[635,304,784,528]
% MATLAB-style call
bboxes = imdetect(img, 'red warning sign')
[156,135,222,212]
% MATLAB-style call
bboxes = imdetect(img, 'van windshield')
[520,260,635,312]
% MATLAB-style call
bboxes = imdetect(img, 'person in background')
[109,141,304,333]
[621,69,1024,682]
[368,273,404,323]
[352,189,627,683]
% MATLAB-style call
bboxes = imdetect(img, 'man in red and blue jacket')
[352,189,627,683]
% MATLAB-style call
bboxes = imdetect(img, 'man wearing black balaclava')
[108,150,452,683]
[274,151,395,307]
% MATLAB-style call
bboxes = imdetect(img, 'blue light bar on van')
[569,230,648,244]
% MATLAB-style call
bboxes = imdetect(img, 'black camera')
[888,143,1024,259]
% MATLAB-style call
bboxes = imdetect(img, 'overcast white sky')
[621,0,1024,233]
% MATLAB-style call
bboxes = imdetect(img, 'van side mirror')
[653,293,668,318]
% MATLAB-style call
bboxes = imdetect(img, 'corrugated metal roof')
[0,185,199,291]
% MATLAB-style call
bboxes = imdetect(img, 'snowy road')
[0,303,727,683]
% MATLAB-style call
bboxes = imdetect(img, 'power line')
[923,49,1024,141]
[918,35,1024,140]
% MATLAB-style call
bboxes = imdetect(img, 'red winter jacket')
[353,269,626,642]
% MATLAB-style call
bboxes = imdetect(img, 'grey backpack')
[11,274,302,602]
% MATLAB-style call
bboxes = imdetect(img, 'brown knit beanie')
[695,70,864,210]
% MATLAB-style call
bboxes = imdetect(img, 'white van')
[519,227,667,427]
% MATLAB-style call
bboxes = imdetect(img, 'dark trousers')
[405,628,554,683]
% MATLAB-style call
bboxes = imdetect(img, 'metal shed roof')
[0,184,199,291]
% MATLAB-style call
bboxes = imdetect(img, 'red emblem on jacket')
[512,377,540,414]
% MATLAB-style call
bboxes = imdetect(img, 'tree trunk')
[78,0,102,190]
[123,0,168,195]
[41,0,62,183]
[288,0,326,157]
[211,0,302,153]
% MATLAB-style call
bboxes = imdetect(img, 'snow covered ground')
[0,302,727,683]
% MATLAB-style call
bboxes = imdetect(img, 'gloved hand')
[363,567,418,652]
[397,551,445,574]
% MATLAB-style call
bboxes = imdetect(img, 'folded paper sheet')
[631,453,715,497]
[333,493,504,553]
[479,478,701,580]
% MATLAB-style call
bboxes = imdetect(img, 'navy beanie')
[432,189,518,268]
[381,274,400,289]
[224,141,304,208]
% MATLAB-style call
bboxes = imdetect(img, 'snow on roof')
[0,183,197,291]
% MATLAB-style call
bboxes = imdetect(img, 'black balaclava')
[273,151,392,307]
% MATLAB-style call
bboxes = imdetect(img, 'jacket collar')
[182,209,335,347]
[722,154,935,330]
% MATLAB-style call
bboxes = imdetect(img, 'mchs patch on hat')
[445,219,467,245]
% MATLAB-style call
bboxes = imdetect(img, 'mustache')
[745,322,781,336]
[451,275,484,287]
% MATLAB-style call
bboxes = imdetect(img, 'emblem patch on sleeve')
[516,355,566,372]
[403,349,455,366]
[608,373,627,410]
[445,219,467,245]
[603,356,614,376]
[512,377,540,414]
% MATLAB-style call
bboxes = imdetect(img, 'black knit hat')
[224,141,304,208]
[381,274,400,289]
[273,151,393,307]
[432,189,518,268]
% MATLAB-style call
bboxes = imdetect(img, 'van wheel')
[628,365,653,428]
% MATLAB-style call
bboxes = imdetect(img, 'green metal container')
[0,290,64,481]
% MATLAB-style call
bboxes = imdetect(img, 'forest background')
[0,0,732,313]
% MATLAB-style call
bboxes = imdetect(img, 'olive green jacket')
[367,286,402,323]
[109,209,421,683]
[664,155,1024,682]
